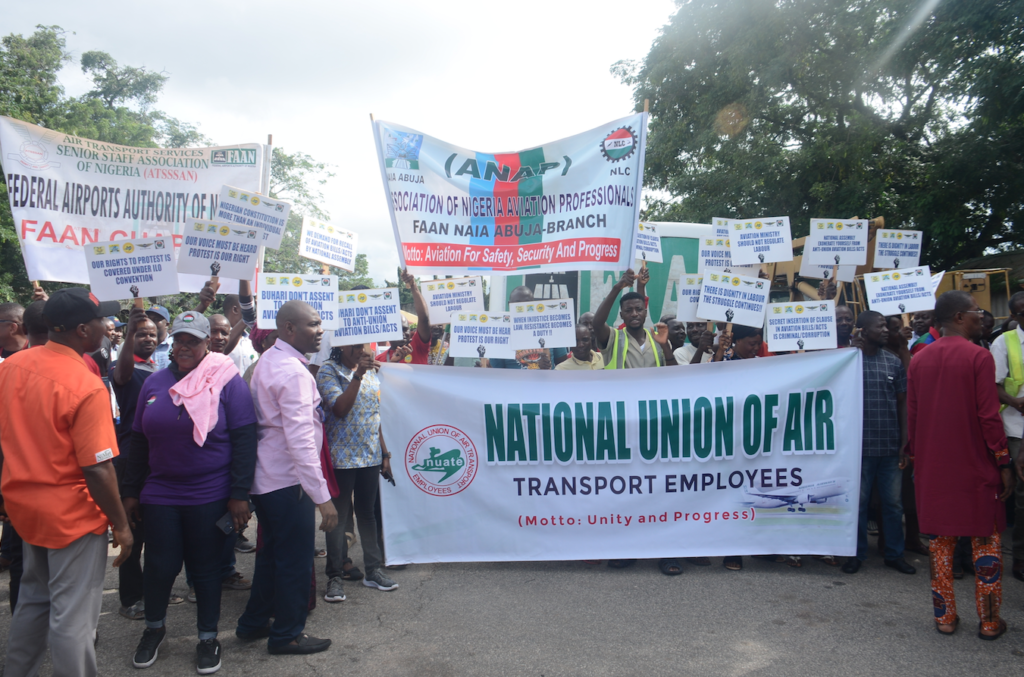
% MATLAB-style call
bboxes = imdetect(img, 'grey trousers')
[1011,439,1024,561]
[4,532,108,677]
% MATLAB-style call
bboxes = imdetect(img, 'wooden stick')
[725,323,733,333]
[901,312,910,327]
[133,297,145,309]
[644,99,649,113]
[210,276,220,290]
[706,320,714,332]
[831,265,839,280]
[321,264,330,276]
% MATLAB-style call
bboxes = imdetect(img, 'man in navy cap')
[146,305,172,370]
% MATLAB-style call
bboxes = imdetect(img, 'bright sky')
[9,0,677,284]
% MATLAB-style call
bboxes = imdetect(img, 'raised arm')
[402,269,431,344]
[592,269,635,349]
[112,307,148,386]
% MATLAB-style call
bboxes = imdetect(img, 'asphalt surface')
[1,525,1022,676]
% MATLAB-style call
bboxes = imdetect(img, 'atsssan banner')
[372,114,647,275]
[0,116,262,283]
[379,349,863,563]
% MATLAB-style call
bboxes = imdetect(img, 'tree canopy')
[618,0,1024,271]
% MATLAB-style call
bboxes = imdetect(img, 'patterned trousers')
[930,524,1002,632]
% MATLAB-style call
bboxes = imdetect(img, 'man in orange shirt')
[0,287,133,676]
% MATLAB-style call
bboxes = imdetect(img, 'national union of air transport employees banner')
[379,349,862,564]
[0,116,262,283]
[372,114,647,275]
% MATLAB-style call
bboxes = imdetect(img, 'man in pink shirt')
[236,301,338,655]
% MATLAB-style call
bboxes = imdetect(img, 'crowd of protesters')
[0,266,1022,675]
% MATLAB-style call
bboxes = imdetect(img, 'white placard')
[696,270,770,328]
[873,230,923,269]
[328,288,403,346]
[931,271,945,294]
[804,219,869,266]
[697,236,760,276]
[634,222,664,263]
[798,258,857,283]
[420,277,486,325]
[729,217,793,265]
[216,185,292,250]
[85,236,179,302]
[298,217,359,272]
[677,274,704,322]
[449,312,515,359]
[712,218,731,239]
[510,298,576,350]
[257,273,339,330]
[864,266,935,316]
[176,220,260,281]
[766,301,838,352]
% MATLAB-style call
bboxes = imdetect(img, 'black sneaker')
[196,638,222,674]
[267,633,331,655]
[132,626,166,668]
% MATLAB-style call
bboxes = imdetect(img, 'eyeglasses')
[961,309,985,316]
[0,319,22,325]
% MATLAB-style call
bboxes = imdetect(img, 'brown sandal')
[936,615,959,636]
[978,618,1007,641]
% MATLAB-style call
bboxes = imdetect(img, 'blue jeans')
[186,531,237,588]
[236,485,315,648]
[857,456,905,561]
[143,501,228,639]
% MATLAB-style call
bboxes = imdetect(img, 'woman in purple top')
[121,312,257,675]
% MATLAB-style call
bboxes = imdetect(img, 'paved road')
[1,528,1022,676]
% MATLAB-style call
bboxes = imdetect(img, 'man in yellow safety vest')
[991,291,1024,581]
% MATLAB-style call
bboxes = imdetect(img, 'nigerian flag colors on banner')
[379,349,863,564]
[371,113,647,275]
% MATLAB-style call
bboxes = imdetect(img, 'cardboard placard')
[176,220,260,281]
[697,237,760,276]
[766,301,838,352]
[634,222,664,263]
[257,274,339,330]
[420,276,486,325]
[85,236,179,301]
[804,219,869,266]
[712,218,731,239]
[216,185,291,250]
[329,287,403,346]
[298,217,359,272]
[728,217,793,265]
[449,312,515,359]
[696,270,769,328]
[873,230,923,269]
[864,266,934,316]
[931,270,945,294]
[510,298,576,350]
[676,274,704,322]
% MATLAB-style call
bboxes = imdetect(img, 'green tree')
[0,25,214,302]
[618,0,1024,271]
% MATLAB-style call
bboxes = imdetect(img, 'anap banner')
[372,114,647,276]
[379,349,862,563]
[0,116,262,283]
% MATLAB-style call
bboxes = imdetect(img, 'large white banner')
[0,116,262,283]
[372,114,646,275]
[379,349,863,563]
